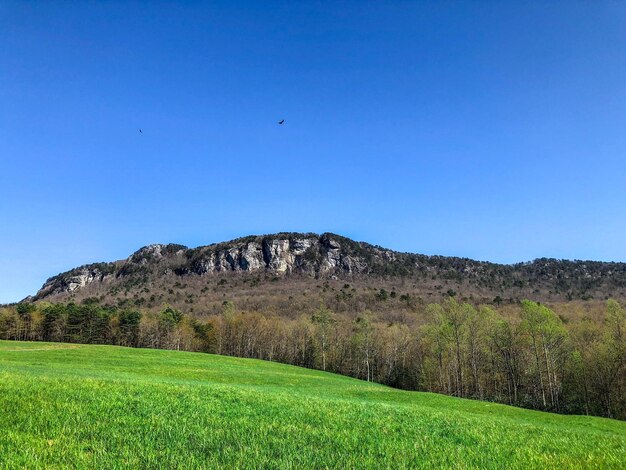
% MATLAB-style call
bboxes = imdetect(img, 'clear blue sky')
[1,2,626,303]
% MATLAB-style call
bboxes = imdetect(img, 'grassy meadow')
[0,340,624,469]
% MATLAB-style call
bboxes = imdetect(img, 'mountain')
[31,232,626,312]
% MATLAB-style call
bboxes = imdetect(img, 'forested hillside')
[2,297,624,419]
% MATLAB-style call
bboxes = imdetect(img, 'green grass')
[0,341,624,469]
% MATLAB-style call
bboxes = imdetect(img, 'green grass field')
[0,341,624,469]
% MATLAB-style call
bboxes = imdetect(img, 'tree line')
[1,297,623,419]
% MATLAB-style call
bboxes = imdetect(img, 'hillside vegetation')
[0,341,624,469]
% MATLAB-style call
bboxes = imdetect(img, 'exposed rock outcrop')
[183,234,374,276]
[36,264,116,299]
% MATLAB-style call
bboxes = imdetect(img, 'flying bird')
[139,129,143,134]
[278,120,284,125]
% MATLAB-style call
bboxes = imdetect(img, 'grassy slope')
[0,341,624,469]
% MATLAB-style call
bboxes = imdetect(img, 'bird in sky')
[278,120,284,125]
[139,129,143,133]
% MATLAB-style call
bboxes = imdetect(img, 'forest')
[1,297,623,420]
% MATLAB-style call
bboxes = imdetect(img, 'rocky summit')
[31,232,626,307]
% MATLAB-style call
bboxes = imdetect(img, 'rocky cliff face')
[183,234,371,276]
[31,232,626,302]
[35,263,116,300]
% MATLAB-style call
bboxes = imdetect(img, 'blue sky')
[1,2,626,303]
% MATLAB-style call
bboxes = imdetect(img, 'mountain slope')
[31,233,626,311]
[1,340,624,468]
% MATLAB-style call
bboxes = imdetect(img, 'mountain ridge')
[31,232,626,305]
